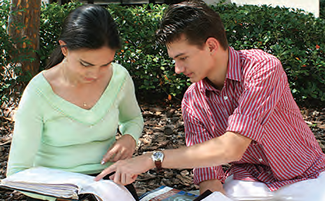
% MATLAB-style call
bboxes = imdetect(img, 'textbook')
[0,167,135,201]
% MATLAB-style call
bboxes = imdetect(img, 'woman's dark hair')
[156,0,228,50]
[46,5,121,68]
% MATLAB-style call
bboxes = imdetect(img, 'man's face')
[167,35,214,83]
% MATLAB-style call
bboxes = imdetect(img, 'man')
[96,0,325,200]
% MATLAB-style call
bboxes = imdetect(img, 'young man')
[96,0,325,200]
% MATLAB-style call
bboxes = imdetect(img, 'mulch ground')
[0,100,325,200]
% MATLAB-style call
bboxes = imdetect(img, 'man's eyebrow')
[172,52,186,59]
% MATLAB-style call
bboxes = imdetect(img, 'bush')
[213,3,325,104]
[38,2,82,70]
[0,0,31,107]
[321,0,325,19]
[1,2,325,106]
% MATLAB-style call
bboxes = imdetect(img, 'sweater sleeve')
[5,79,56,200]
[6,82,43,176]
[118,72,144,143]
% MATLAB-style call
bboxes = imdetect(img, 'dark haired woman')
[6,5,143,201]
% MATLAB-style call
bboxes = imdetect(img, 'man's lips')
[184,73,192,77]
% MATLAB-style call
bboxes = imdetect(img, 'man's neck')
[206,48,229,90]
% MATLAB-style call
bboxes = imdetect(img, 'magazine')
[139,186,233,201]
[139,186,199,201]
[0,167,135,201]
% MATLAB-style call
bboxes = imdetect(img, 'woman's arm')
[7,83,43,176]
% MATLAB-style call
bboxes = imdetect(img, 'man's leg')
[274,171,325,201]
[223,175,274,200]
[223,172,325,201]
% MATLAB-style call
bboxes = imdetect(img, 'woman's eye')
[80,62,90,67]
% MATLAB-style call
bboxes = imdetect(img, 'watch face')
[152,151,164,161]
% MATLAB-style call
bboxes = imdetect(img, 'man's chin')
[190,78,200,83]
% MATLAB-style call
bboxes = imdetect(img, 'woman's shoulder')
[23,71,52,97]
[25,71,48,89]
[111,63,133,82]
[112,62,130,75]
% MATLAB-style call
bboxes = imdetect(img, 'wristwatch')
[151,151,164,172]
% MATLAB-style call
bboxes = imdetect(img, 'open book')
[0,167,135,201]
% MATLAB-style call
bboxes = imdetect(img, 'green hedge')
[1,1,325,106]
[321,0,325,19]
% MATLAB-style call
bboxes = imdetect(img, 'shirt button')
[224,96,228,100]
[259,158,263,162]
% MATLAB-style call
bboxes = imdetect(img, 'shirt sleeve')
[227,54,287,142]
[6,83,43,176]
[118,72,144,143]
[182,99,226,184]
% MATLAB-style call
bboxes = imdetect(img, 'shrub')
[214,3,325,104]
[1,2,325,106]
[38,2,82,70]
[0,0,32,107]
[321,0,325,19]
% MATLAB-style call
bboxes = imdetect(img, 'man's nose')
[175,62,184,74]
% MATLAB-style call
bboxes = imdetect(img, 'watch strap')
[155,160,163,172]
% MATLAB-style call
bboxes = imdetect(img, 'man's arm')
[95,131,252,185]
[161,131,251,169]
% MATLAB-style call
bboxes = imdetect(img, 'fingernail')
[101,160,105,165]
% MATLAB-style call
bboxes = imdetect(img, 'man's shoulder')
[238,48,279,63]
[184,82,200,96]
[182,82,203,105]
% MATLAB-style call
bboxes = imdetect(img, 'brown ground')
[0,101,325,200]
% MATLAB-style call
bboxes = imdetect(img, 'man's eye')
[180,57,188,61]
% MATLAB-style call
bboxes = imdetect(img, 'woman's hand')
[101,134,136,164]
[95,153,154,185]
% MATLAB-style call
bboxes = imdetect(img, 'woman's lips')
[84,77,96,82]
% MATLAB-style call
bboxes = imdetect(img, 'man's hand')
[199,179,226,195]
[94,153,154,185]
[101,134,136,164]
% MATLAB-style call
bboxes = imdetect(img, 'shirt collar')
[227,46,242,82]
[198,46,242,93]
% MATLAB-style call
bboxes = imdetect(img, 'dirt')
[0,101,325,200]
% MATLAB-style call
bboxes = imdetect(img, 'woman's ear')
[206,37,219,55]
[59,40,68,57]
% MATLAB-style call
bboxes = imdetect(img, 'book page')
[0,167,135,201]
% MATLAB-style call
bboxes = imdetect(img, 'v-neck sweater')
[7,63,144,178]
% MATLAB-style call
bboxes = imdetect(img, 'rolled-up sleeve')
[182,98,226,184]
[227,56,287,142]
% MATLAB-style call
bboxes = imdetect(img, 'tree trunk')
[8,0,41,77]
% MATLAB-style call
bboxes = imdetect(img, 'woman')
[6,4,143,201]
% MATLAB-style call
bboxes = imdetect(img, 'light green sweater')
[6,63,144,200]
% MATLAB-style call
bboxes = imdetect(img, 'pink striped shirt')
[182,47,325,191]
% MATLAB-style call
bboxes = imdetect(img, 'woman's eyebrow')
[80,59,94,66]
[79,59,113,66]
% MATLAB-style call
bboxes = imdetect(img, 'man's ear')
[205,37,219,55]
[59,40,68,57]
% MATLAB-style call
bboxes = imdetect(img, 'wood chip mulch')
[0,101,325,200]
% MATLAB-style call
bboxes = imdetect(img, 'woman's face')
[60,41,116,84]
